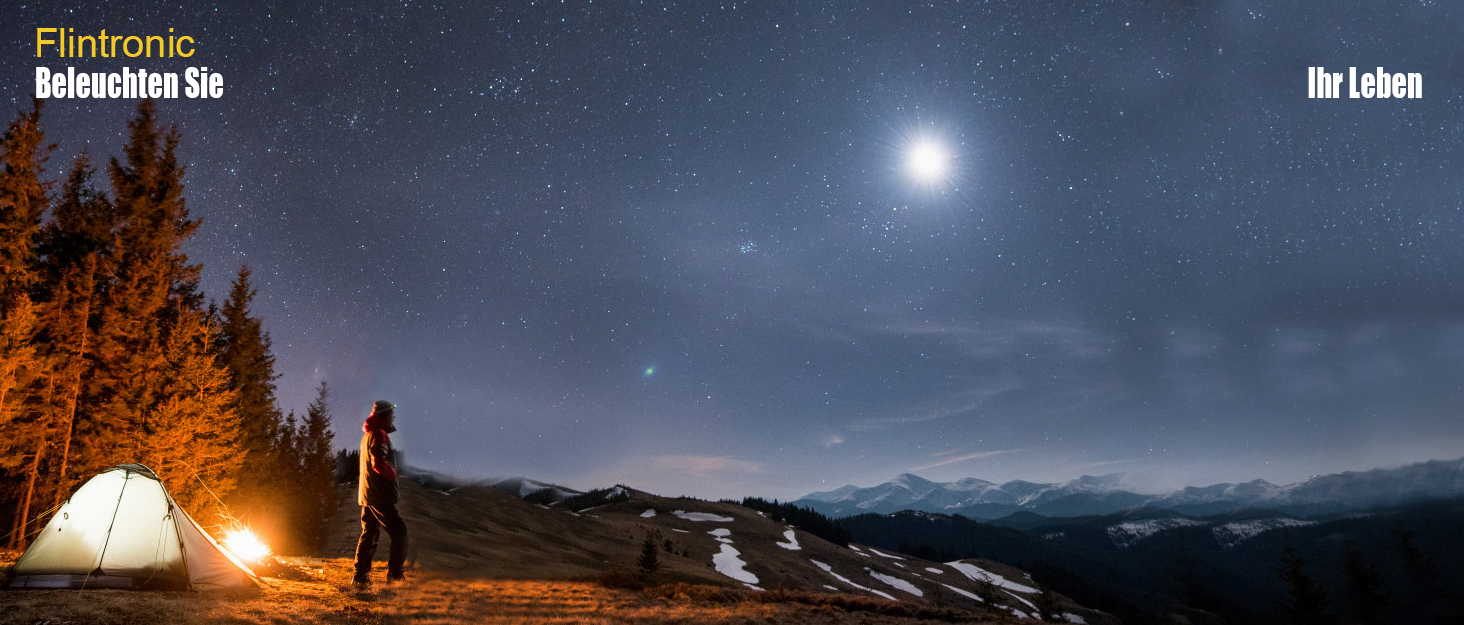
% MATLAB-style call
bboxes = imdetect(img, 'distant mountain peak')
[793,457,1464,520]
[1067,473,1126,490]
[890,473,935,487]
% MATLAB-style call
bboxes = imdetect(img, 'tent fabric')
[6,464,259,590]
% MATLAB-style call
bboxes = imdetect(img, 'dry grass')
[0,482,1050,624]
[2,555,1017,625]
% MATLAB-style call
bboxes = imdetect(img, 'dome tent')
[7,464,259,590]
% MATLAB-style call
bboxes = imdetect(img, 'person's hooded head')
[365,400,396,433]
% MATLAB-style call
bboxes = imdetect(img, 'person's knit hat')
[372,400,395,415]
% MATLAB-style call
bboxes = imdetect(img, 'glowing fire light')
[223,528,272,564]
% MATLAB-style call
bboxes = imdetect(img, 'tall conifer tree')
[0,100,51,548]
[1278,541,1337,625]
[298,381,337,552]
[215,263,294,541]
[83,99,200,480]
[33,154,113,507]
[218,264,284,475]
[139,307,241,517]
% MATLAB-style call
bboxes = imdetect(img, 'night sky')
[5,2,1463,500]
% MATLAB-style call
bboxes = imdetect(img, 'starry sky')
[5,1,1463,500]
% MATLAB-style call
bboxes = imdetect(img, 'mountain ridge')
[795,456,1464,519]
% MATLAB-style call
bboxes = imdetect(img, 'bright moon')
[906,140,949,182]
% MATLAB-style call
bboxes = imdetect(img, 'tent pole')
[87,467,133,588]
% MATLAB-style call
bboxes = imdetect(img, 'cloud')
[853,377,1023,431]
[821,433,845,448]
[650,455,766,476]
[1076,457,1146,470]
[907,448,1026,472]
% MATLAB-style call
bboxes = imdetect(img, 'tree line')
[0,99,335,555]
[731,496,852,547]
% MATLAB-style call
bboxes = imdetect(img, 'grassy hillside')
[2,478,1092,624]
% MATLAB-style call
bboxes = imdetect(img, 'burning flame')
[223,528,272,564]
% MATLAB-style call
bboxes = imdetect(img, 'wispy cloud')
[853,377,1023,431]
[651,455,766,476]
[907,448,1026,472]
[820,433,845,448]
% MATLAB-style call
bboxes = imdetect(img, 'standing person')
[353,400,408,590]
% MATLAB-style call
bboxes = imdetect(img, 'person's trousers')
[354,503,408,580]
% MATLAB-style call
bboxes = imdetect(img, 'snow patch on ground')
[712,543,759,585]
[926,567,945,575]
[867,569,923,597]
[640,509,657,518]
[1004,588,1039,611]
[673,510,734,522]
[809,560,896,601]
[947,561,1039,594]
[1211,518,1316,548]
[942,583,983,602]
[775,529,801,550]
[1107,518,1207,549]
[1065,612,1088,623]
[868,548,905,560]
[703,527,760,589]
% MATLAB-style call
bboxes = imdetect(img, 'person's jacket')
[358,414,399,506]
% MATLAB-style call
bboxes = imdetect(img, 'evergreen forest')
[0,99,337,556]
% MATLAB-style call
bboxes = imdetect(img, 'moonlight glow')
[8,0,1455,506]
[906,140,949,182]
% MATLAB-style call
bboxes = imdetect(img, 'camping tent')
[7,464,259,590]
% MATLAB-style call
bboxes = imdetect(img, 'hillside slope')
[321,477,1114,624]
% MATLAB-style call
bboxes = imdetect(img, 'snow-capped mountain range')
[795,457,1464,519]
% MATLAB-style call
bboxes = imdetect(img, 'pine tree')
[218,264,283,470]
[215,263,287,540]
[81,99,200,480]
[136,308,241,521]
[0,98,49,302]
[1034,585,1063,622]
[637,529,662,579]
[33,154,113,507]
[0,99,52,548]
[1,295,41,549]
[298,381,337,552]
[976,577,1002,608]
[1341,541,1390,625]
[1278,541,1337,625]
[269,409,304,551]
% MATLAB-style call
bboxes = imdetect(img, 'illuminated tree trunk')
[52,309,88,507]
[13,435,46,549]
